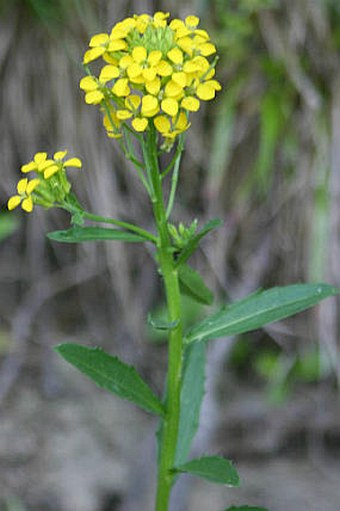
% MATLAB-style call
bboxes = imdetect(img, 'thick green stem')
[143,129,184,511]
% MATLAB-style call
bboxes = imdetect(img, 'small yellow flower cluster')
[80,12,221,144]
[8,151,82,212]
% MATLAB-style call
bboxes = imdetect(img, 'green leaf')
[225,507,269,511]
[173,456,240,486]
[179,264,213,306]
[175,342,206,465]
[176,218,222,266]
[55,343,164,416]
[186,283,339,344]
[47,226,146,243]
[147,314,179,331]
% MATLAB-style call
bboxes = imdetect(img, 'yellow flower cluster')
[80,12,221,144]
[8,151,82,212]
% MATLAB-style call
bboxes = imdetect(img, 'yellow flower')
[21,152,54,174]
[102,106,122,138]
[81,12,221,142]
[8,177,41,212]
[8,151,82,213]
[79,76,105,105]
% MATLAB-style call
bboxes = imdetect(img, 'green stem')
[82,211,157,243]
[143,128,184,511]
[166,135,184,219]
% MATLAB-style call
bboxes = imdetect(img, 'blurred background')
[1,0,340,510]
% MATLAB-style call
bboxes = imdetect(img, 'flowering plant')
[8,12,338,511]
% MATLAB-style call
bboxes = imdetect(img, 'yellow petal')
[130,74,145,84]
[21,196,33,212]
[142,67,156,82]
[125,95,141,111]
[110,27,129,40]
[181,96,200,111]
[148,50,162,66]
[106,131,123,139]
[112,79,130,97]
[102,54,119,65]
[89,33,109,48]
[196,83,215,100]
[116,17,136,33]
[172,72,187,88]
[108,39,127,52]
[185,15,200,27]
[64,158,82,168]
[34,152,47,165]
[165,80,183,98]
[21,161,36,173]
[154,11,169,22]
[83,46,106,64]
[17,178,28,194]
[54,150,68,160]
[177,37,194,55]
[194,29,210,40]
[135,14,150,34]
[153,11,169,28]
[155,60,173,77]
[116,109,133,120]
[183,60,202,73]
[205,68,215,80]
[85,90,105,104]
[175,112,190,131]
[141,95,159,117]
[44,165,59,179]
[175,26,191,38]
[119,55,134,69]
[8,195,21,211]
[26,178,41,194]
[79,76,98,91]
[161,98,179,117]
[154,115,171,134]
[167,48,184,65]
[132,46,147,63]
[99,65,120,82]
[37,159,55,171]
[132,118,148,132]
[145,78,161,95]
[127,63,142,79]
[169,19,185,31]
[199,42,216,57]
[206,79,222,91]
[192,56,210,72]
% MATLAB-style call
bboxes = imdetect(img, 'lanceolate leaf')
[47,226,146,243]
[179,264,213,306]
[173,456,240,486]
[175,342,206,465]
[55,343,164,416]
[185,283,339,344]
[226,507,269,511]
[176,218,222,266]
